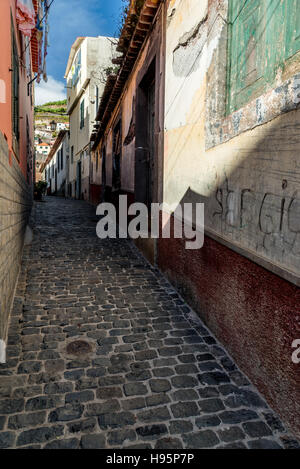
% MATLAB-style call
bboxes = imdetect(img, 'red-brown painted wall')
[89,184,103,206]
[158,223,300,438]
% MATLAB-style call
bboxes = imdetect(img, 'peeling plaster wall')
[164,0,209,131]
[163,0,300,285]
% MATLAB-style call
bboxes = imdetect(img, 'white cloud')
[35,76,66,105]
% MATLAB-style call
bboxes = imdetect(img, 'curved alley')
[0,197,297,450]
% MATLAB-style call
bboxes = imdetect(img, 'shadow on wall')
[158,110,300,438]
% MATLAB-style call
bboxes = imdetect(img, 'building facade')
[0,0,45,362]
[91,0,165,224]
[91,0,300,437]
[36,142,51,156]
[65,36,116,201]
[42,130,69,196]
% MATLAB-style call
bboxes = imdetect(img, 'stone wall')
[0,131,32,354]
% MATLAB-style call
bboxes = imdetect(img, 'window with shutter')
[227,0,300,114]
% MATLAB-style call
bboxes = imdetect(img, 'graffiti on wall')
[208,173,300,278]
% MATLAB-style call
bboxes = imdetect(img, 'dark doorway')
[135,59,156,207]
[147,78,155,206]
[112,120,122,191]
[55,169,57,194]
[76,161,81,199]
[102,145,106,188]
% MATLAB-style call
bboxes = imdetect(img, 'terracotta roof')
[91,0,162,150]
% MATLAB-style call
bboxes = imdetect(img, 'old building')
[34,105,69,183]
[36,141,51,156]
[91,0,300,437]
[41,130,69,196]
[65,36,116,201]
[0,0,46,362]
[91,0,165,222]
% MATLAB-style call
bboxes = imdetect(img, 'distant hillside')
[35,100,67,117]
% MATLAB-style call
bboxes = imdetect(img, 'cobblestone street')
[0,197,298,449]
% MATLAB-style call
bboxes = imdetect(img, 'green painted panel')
[285,0,300,59]
[228,0,267,113]
[227,0,293,114]
[265,0,286,81]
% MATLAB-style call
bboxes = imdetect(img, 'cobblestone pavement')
[0,197,298,449]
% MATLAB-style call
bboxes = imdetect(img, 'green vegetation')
[34,99,67,115]
[35,106,67,114]
[42,99,67,106]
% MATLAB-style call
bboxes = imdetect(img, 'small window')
[80,100,85,129]
[71,146,74,164]
[72,48,81,87]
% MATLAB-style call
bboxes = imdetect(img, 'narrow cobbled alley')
[0,198,297,449]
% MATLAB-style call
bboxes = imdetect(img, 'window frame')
[80,100,85,129]
[206,0,300,149]
[226,0,300,115]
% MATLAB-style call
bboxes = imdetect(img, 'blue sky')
[35,0,124,104]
